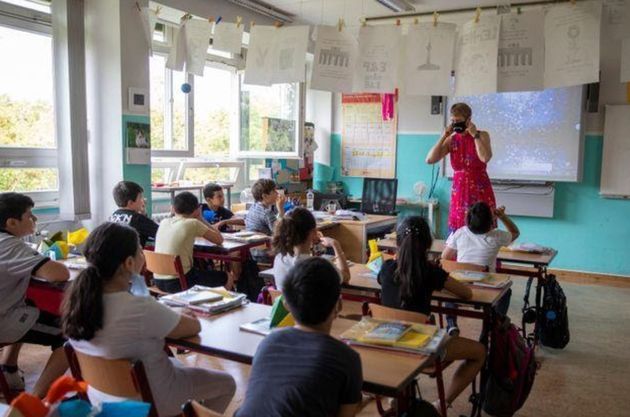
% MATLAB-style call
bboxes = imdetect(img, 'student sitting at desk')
[0,192,70,397]
[109,181,158,247]
[271,207,350,291]
[154,192,227,293]
[202,182,244,232]
[377,216,485,411]
[62,223,236,417]
[235,257,363,417]
[244,178,287,236]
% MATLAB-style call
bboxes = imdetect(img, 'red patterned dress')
[448,132,496,233]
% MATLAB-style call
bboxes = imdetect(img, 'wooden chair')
[181,400,222,417]
[368,303,450,417]
[439,259,487,273]
[64,343,158,417]
[143,250,188,292]
[0,343,17,403]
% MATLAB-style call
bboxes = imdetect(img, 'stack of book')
[222,231,269,243]
[340,317,447,355]
[450,270,511,288]
[161,285,247,314]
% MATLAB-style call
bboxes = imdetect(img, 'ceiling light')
[226,0,293,23]
[375,0,416,13]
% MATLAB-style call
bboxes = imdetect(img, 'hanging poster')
[185,19,213,76]
[354,26,401,93]
[402,22,457,96]
[544,1,602,89]
[621,38,630,82]
[454,15,501,96]
[341,94,397,178]
[166,22,187,71]
[498,10,545,92]
[126,122,151,165]
[140,7,158,54]
[603,0,630,40]
[244,25,275,86]
[213,22,244,54]
[271,26,310,83]
[310,25,358,93]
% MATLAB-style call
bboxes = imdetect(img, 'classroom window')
[193,67,234,158]
[181,167,239,184]
[149,54,192,156]
[0,22,58,198]
[238,78,303,158]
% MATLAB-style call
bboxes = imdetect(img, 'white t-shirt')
[70,292,220,416]
[272,253,312,291]
[445,227,513,271]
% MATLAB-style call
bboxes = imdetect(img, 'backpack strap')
[523,276,534,308]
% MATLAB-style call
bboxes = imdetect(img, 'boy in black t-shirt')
[110,181,158,246]
[201,182,244,232]
[235,257,363,417]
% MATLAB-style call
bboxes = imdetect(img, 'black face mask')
[452,121,467,133]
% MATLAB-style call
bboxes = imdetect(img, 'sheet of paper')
[497,11,545,92]
[354,25,401,93]
[271,26,310,84]
[402,22,457,96]
[544,1,602,89]
[212,22,244,54]
[166,22,187,71]
[603,0,630,40]
[140,7,157,54]
[454,15,501,96]
[621,38,630,82]
[244,25,275,86]
[185,19,213,76]
[310,25,358,93]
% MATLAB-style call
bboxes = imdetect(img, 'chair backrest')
[368,303,429,324]
[440,259,487,273]
[361,178,398,215]
[182,400,223,417]
[143,250,188,290]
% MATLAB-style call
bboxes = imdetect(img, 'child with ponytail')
[271,207,350,291]
[377,216,486,412]
[61,222,235,417]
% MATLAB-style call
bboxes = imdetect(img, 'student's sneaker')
[447,325,460,337]
[2,368,25,391]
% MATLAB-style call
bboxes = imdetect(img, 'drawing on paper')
[256,47,269,66]
[319,46,350,67]
[566,25,581,65]
[418,38,440,71]
[498,44,533,67]
[279,48,294,70]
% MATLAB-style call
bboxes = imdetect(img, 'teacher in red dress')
[426,103,496,234]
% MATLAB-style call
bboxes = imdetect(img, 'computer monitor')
[361,178,398,215]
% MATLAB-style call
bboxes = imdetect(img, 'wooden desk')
[166,303,432,399]
[321,215,397,263]
[193,236,269,263]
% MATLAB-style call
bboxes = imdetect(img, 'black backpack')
[236,259,264,302]
[537,274,570,349]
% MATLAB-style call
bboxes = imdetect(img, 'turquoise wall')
[121,114,152,215]
[314,133,630,276]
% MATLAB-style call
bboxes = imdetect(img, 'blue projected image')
[447,86,583,181]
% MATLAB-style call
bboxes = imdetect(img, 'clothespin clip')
[216,16,223,24]
[274,20,283,28]
[474,7,481,23]
[208,15,215,23]
[236,16,242,28]
[433,11,439,27]
[155,5,161,16]
[250,20,256,28]
[413,17,419,25]
[571,0,576,5]
[517,6,522,15]
[395,18,401,26]
[360,17,367,27]
[338,18,345,32]
[135,2,141,12]
[181,13,192,21]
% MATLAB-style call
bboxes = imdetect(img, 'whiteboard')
[600,105,630,197]
[446,86,584,182]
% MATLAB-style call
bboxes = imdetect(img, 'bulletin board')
[341,93,397,178]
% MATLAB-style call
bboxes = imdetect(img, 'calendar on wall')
[341,93,397,178]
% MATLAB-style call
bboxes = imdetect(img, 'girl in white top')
[271,207,350,291]
[61,222,235,417]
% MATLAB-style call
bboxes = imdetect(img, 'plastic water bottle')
[306,190,314,210]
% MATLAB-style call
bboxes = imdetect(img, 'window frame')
[0,2,58,205]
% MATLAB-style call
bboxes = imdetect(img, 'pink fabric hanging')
[381,89,397,120]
